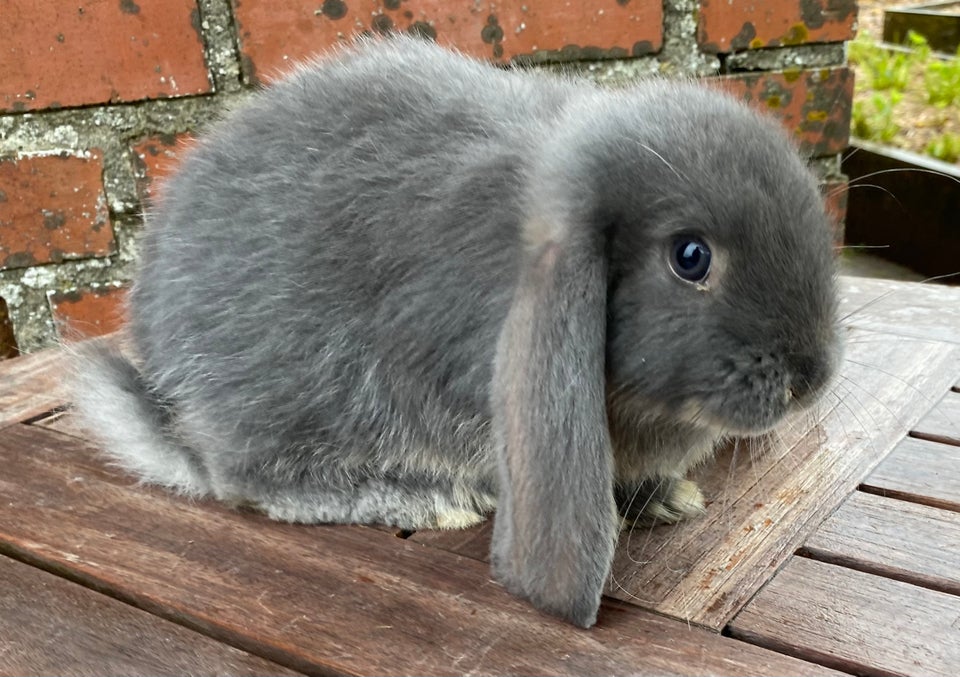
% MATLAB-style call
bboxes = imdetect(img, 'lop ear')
[490,228,618,628]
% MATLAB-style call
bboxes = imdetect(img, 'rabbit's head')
[596,84,840,435]
[491,81,839,627]
[526,82,840,434]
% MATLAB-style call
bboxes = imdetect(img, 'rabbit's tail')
[70,339,211,497]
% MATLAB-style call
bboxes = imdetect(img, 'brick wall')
[0,0,855,356]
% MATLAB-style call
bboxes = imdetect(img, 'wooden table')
[1,275,958,676]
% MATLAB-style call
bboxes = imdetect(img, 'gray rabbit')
[73,36,840,628]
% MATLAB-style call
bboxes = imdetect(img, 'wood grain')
[912,391,960,446]
[839,276,960,345]
[415,328,960,629]
[0,348,68,427]
[862,436,960,512]
[729,556,960,676]
[0,424,840,677]
[800,490,960,595]
[0,555,299,676]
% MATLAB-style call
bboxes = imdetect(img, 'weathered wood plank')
[839,275,960,344]
[0,555,300,676]
[800,490,960,595]
[861,436,960,512]
[729,556,960,676]
[0,425,840,677]
[912,390,960,446]
[0,349,68,427]
[415,329,960,630]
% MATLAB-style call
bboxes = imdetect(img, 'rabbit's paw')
[433,507,486,530]
[617,478,706,526]
[645,479,705,524]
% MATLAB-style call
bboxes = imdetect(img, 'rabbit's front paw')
[433,507,486,530]
[617,478,706,526]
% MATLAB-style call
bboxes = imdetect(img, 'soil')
[854,0,960,164]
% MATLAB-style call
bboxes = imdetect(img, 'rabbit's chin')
[665,394,803,439]
[691,398,825,439]
[613,395,773,438]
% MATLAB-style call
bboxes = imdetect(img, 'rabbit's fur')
[73,36,840,627]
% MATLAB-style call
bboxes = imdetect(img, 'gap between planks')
[860,435,960,514]
[798,489,960,596]
[729,555,960,677]
[910,390,960,447]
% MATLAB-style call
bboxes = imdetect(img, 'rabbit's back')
[130,38,572,472]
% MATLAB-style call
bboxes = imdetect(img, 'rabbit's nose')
[787,353,832,406]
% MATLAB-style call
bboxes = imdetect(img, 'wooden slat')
[912,391,960,446]
[729,556,960,676]
[0,349,68,427]
[800,490,960,595]
[839,275,960,344]
[0,425,840,677]
[861,436,960,512]
[415,328,960,629]
[0,555,300,676]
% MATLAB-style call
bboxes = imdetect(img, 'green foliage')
[852,92,902,143]
[924,48,960,106]
[850,30,960,163]
[906,30,932,62]
[926,132,960,163]
[898,31,960,105]
[848,33,914,92]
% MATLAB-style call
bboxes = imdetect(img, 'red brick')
[0,297,18,359]
[131,133,196,205]
[698,0,857,53]
[714,67,853,156]
[234,0,662,83]
[0,151,115,271]
[49,285,126,342]
[1,0,211,113]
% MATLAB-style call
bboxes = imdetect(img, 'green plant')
[905,30,932,62]
[849,29,960,164]
[848,34,913,92]
[852,91,902,143]
[924,47,960,107]
[926,132,960,163]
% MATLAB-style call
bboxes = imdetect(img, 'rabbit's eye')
[669,236,711,283]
